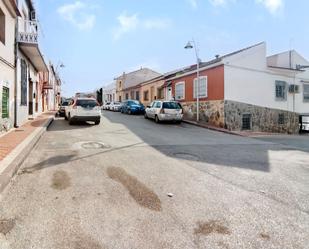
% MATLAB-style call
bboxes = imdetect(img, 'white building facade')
[0,0,19,132]
[102,82,116,103]
[15,0,48,126]
[223,42,309,133]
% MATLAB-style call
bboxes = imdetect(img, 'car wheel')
[68,114,74,125]
[65,115,68,120]
[144,113,148,119]
[155,115,160,123]
[95,120,100,125]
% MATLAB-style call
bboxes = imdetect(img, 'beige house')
[115,68,161,102]
[140,76,165,106]
[0,0,20,132]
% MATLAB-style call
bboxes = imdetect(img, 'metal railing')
[17,18,39,44]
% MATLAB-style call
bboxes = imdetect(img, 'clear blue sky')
[35,0,309,97]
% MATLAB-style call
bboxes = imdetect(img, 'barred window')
[303,84,309,102]
[278,113,285,125]
[242,114,251,130]
[275,81,287,100]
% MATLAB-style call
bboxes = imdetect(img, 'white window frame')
[303,83,309,102]
[175,81,185,100]
[193,76,208,99]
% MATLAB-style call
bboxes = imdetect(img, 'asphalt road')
[0,111,308,249]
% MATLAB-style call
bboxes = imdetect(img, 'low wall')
[224,100,299,134]
[181,100,225,127]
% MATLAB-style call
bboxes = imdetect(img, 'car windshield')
[76,99,97,108]
[61,102,68,106]
[163,102,182,109]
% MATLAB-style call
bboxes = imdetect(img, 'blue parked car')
[121,100,145,115]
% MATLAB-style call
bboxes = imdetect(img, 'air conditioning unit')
[30,11,36,21]
[289,84,300,93]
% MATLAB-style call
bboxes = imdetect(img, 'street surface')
[0,111,309,249]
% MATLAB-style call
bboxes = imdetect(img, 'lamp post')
[185,39,200,122]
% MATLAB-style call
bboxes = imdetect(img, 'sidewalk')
[183,119,287,137]
[0,112,55,193]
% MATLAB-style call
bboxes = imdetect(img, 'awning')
[19,43,48,72]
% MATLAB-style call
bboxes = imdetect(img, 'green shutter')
[2,87,9,118]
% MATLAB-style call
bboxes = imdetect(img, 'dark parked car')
[121,100,145,115]
[58,101,69,117]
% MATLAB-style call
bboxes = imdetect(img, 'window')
[278,113,285,125]
[157,88,164,99]
[125,93,129,100]
[175,82,185,100]
[194,76,208,98]
[119,96,122,102]
[0,8,5,45]
[303,84,309,102]
[136,91,140,100]
[130,91,134,99]
[144,90,149,101]
[155,102,161,108]
[162,102,182,109]
[275,81,287,100]
[76,99,97,107]
[21,59,27,106]
[2,87,9,118]
[242,114,251,130]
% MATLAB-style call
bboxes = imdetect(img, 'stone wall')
[224,100,299,134]
[181,100,225,127]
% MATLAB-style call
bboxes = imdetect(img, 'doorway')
[28,80,33,115]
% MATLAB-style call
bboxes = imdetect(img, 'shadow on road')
[19,142,144,174]
[48,118,96,131]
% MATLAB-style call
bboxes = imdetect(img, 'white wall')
[224,43,309,114]
[0,1,16,125]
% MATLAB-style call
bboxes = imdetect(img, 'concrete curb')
[182,120,244,137]
[0,116,54,193]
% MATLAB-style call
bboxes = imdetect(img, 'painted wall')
[140,79,165,106]
[224,44,309,114]
[170,65,225,102]
[0,1,16,128]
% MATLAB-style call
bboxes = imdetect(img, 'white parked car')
[144,101,183,123]
[65,98,101,125]
[102,102,111,110]
[110,102,122,112]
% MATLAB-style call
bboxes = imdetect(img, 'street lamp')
[185,39,200,122]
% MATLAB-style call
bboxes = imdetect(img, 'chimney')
[215,54,220,59]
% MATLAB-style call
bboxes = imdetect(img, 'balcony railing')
[17,18,38,44]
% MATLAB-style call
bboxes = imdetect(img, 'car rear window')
[128,100,140,105]
[76,99,97,107]
[163,102,182,109]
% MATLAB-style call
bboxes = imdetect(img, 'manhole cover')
[173,152,200,161]
[82,142,109,149]
[72,141,110,150]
